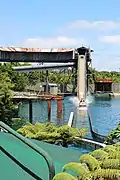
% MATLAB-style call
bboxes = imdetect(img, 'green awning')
[0,132,82,180]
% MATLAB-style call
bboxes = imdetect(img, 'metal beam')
[13,63,75,72]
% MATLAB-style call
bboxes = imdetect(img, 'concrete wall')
[112,83,120,93]
[26,82,120,94]
[88,84,95,93]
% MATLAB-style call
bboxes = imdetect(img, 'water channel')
[18,96,120,137]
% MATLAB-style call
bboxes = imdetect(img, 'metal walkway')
[13,63,74,72]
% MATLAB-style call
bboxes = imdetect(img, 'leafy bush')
[106,122,120,143]
[17,122,88,147]
[53,143,120,180]
[90,149,108,161]
[53,172,77,180]
[63,162,91,179]
[12,118,26,130]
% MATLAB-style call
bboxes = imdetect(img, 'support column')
[77,54,86,107]
[46,70,49,93]
[29,100,33,123]
[57,99,62,120]
[62,69,65,93]
[72,63,77,94]
[47,99,51,121]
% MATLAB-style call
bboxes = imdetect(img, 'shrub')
[53,143,120,180]
[17,122,88,147]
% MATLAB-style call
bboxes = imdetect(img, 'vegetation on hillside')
[0,63,74,91]
[17,122,88,147]
[92,68,120,83]
[1,63,120,92]
[1,63,120,93]
[53,143,120,180]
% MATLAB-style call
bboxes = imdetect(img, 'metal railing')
[87,111,109,143]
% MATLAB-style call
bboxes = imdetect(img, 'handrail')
[0,146,42,180]
[68,112,74,127]
[74,137,106,148]
[87,111,108,143]
[0,121,55,180]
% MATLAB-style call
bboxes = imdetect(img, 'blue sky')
[1,0,120,71]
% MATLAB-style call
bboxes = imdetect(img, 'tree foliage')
[92,68,120,83]
[17,122,88,147]
[0,63,74,91]
[0,63,29,91]
[1,63,120,94]
[0,72,15,126]
[53,142,120,180]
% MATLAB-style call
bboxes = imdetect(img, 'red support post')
[57,99,62,120]
[47,99,51,121]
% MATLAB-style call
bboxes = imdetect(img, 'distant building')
[42,83,58,95]
[26,83,43,93]
[26,83,58,95]
[94,78,113,92]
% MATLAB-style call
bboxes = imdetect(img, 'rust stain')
[95,78,112,83]
[0,47,74,52]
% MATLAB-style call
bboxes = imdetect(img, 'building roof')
[95,78,112,83]
[0,47,75,52]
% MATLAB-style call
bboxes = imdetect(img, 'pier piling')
[29,100,33,123]
[47,99,51,121]
[57,99,62,120]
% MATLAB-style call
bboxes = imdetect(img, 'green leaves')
[63,162,91,179]
[107,122,120,142]
[92,169,120,179]
[53,143,120,180]
[17,122,87,146]
[53,172,77,180]
[80,154,100,171]
[90,149,108,161]
[101,159,120,169]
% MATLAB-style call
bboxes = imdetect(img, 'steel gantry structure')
[0,46,93,107]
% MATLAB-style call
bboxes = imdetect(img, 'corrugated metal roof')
[95,78,112,83]
[0,47,75,52]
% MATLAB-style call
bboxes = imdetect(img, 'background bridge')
[0,46,93,105]
[0,47,75,63]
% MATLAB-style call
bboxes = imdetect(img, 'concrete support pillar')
[77,54,86,107]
